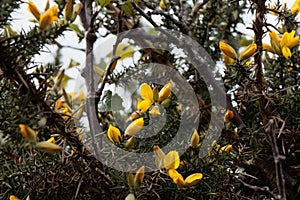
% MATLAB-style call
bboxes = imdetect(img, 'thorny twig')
[265,119,286,200]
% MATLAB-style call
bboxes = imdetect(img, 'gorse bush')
[0,0,300,199]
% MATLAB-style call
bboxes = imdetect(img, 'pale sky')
[10,0,296,92]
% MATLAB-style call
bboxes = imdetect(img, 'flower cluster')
[27,0,82,29]
[19,124,62,153]
[219,41,257,65]
[268,30,299,59]
[106,81,173,145]
[154,145,203,187]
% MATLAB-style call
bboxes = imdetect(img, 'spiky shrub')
[0,0,300,200]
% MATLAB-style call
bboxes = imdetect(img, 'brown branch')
[80,0,102,160]
[265,119,286,200]
[253,0,270,125]
[237,178,277,198]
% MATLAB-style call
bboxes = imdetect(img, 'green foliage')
[1,0,300,199]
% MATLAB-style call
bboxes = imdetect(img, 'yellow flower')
[36,141,62,153]
[149,105,161,115]
[163,150,180,170]
[281,30,299,49]
[107,124,121,144]
[47,137,55,143]
[168,169,185,187]
[153,145,165,168]
[224,109,234,122]
[185,173,203,186]
[239,43,257,61]
[27,0,58,29]
[137,98,152,113]
[190,129,200,148]
[280,30,299,59]
[27,0,41,20]
[219,41,238,60]
[159,0,166,10]
[124,117,144,136]
[39,5,58,29]
[292,0,300,14]
[134,166,145,188]
[19,124,37,142]
[168,169,203,187]
[137,83,153,112]
[220,144,233,153]
[222,53,235,66]
[281,46,291,59]
[262,43,273,52]
[10,195,20,200]
[158,81,172,102]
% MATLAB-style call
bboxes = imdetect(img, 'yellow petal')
[282,46,291,59]
[222,53,235,66]
[269,31,280,44]
[220,144,233,153]
[281,30,299,48]
[47,137,55,143]
[164,150,180,170]
[168,169,185,187]
[27,0,41,20]
[239,43,257,61]
[292,0,300,14]
[219,41,238,60]
[262,43,273,52]
[159,0,166,10]
[134,166,145,188]
[125,117,144,136]
[190,129,200,148]
[158,81,172,102]
[36,141,62,153]
[137,98,152,113]
[39,5,58,29]
[39,12,52,29]
[154,145,165,168]
[10,195,20,200]
[224,109,234,122]
[140,83,153,101]
[107,124,121,143]
[184,173,203,186]
[19,124,37,142]
[149,105,161,115]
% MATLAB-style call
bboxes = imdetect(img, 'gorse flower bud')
[239,43,257,61]
[125,117,144,136]
[219,41,238,60]
[158,81,172,102]
[107,124,121,144]
[36,141,62,153]
[190,129,200,148]
[64,0,74,22]
[27,0,41,20]
[19,124,37,142]
[154,145,165,168]
[224,109,234,122]
[134,166,145,189]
